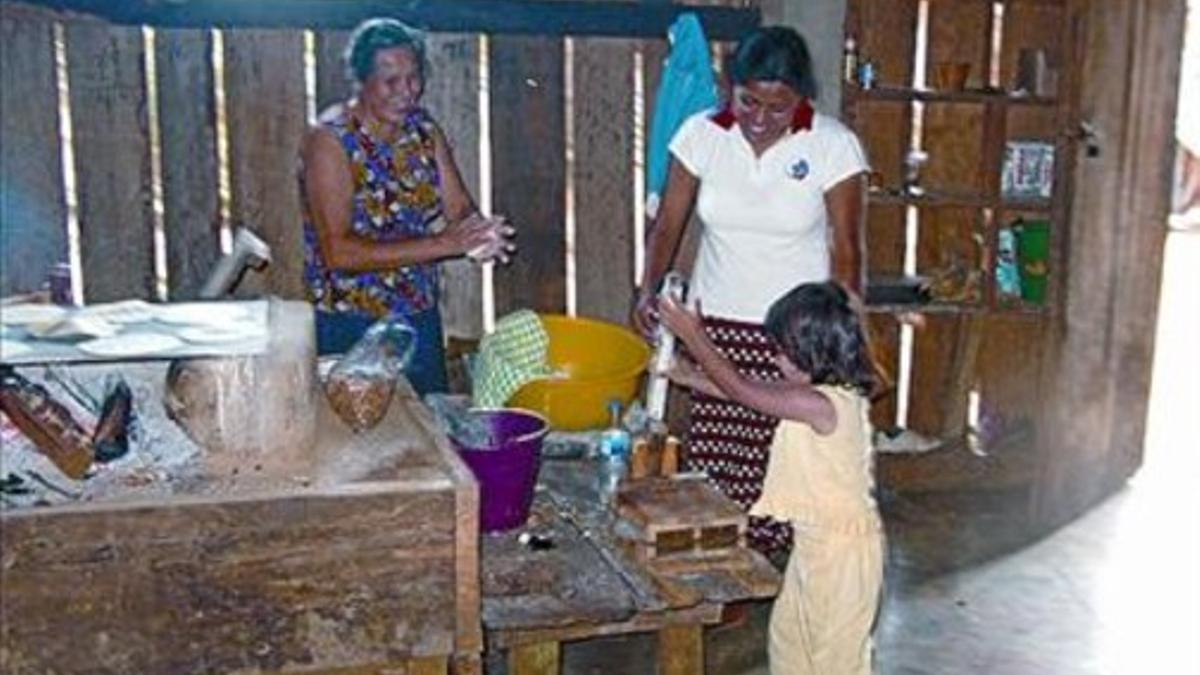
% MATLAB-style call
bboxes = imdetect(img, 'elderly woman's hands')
[440,213,516,264]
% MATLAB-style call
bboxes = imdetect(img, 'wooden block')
[408,656,449,675]
[508,641,560,675]
[617,476,746,560]
[657,624,703,675]
[660,436,680,476]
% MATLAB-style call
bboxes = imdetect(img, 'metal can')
[858,61,876,90]
[47,262,73,306]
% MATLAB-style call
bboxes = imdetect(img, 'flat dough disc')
[77,333,184,357]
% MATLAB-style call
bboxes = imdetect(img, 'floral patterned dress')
[302,106,443,319]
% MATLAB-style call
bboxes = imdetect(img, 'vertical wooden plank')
[508,641,559,675]
[922,103,987,197]
[657,624,703,675]
[865,203,906,278]
[490,36,566,316]
[850,0,918,89]
[1000,2,1067,94]
[1034,0,1183,526]
[427,33,484,339]
[855,100,909,190]
[315,29,352,115]
[223,29,307,299]
[975,314,1044,438]
[66,21,156,303]
[0,5,65,297]
[574,37,636,323]
[907,314,962,436]
[926,0,991,90]
[866,313,900,429]
[1007,104,1057,144]
[156,29,221,300]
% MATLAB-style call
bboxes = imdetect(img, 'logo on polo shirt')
[787,158,809,181]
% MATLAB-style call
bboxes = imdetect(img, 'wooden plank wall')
[0,1,736,342]
[0,4,65,297]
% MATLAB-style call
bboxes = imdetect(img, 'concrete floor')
[545,232,1200,674]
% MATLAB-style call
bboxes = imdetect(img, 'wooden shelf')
[866,302,982,314]
[868,189,1054,212]
[865,300,1049,316]
[848,85,1058,107]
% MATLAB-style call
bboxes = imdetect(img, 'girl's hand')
[665,357,704,389]
[631,291,658,340]
[666,357,725,400]
[658,296,705,349]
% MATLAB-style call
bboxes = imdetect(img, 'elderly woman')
[301,18,509,395]
[633,26,869,557]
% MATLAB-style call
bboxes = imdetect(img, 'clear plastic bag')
[324,317,417,432]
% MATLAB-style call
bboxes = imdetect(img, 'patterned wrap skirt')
[683,315,792,556]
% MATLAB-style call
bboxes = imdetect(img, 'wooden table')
[480,456,780,675]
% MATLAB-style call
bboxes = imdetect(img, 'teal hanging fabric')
[646,13,719,217]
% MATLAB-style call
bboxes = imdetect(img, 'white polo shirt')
[669,109,869,322]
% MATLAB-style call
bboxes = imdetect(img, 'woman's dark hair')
[764,281,876,396]
[345,18,429,84]
[727,26,818,100]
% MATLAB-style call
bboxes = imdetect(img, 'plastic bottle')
[599,399,630,502]
[995,225,1022,297]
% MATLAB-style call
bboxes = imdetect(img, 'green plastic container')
[1017,220,1050,304]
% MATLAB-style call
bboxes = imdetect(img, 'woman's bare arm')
[632,159,699,337]
[826,172,867,296]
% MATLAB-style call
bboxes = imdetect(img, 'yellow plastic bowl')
[507,314,650,431]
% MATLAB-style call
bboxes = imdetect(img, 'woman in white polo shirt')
[633,26,869,558]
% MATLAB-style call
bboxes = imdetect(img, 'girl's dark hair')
[345,18,429,84]
[764,281,876,396]
[727,26,818,100]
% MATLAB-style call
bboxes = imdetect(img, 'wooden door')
[1031,0,1187,529]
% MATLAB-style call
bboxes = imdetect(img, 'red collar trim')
[711,105,737,129]
[791,99,814,132]
[708,98,815,132]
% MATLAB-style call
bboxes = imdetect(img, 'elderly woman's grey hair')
[344,18,429,85]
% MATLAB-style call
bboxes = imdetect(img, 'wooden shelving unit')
[844,0,1079,482]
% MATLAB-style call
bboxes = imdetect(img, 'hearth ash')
[0,363,202,510]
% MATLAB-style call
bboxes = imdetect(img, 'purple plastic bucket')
[450,409,549,533]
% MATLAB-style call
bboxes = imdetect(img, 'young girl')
[659,281,883,675]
